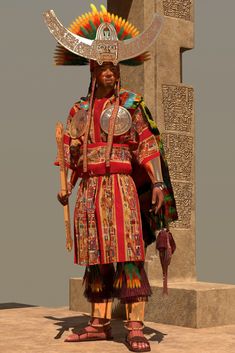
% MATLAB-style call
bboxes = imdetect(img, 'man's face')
[95,62,119,89]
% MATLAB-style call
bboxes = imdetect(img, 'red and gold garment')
[59,89,161,266]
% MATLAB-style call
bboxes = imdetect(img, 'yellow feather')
[120,19,125,29]
[132,29,138,36]
[126,23,132,31]
[90,4,98,13]
[100,5,107,14]
[129,25,134,32]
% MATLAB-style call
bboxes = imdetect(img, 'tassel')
[156,229,176,294]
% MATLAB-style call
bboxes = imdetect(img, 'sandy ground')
[0,304,234,353]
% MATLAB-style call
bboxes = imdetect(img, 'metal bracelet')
[152,182,165,190]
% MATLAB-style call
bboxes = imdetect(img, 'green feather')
[118,27,124,39]
[123,34,132,40]
[89,20,97,38]
[80,26,90,38]
[124,263,141,280]
[140,101,159,134]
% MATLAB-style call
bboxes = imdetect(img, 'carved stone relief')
[162,85,193,133]
[161,133,193,181]
[162,84,194,228]
[162,0,193,21]
[171,182,193,229]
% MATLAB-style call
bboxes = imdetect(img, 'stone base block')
[146,281,235,328]
[70,278,235,328]
[69,278,90,314]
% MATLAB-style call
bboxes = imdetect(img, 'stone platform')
[0,305,234,353]
[70,278,235,328]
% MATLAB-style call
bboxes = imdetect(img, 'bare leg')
[125,301,150,352]
[65,264,114,342]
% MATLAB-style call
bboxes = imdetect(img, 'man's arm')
[133,104,165,214]
[143,157,165,214]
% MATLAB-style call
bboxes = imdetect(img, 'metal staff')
[55,122,73,252]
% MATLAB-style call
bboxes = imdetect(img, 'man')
[44,4,177,352]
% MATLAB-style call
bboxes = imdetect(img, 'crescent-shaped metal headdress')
[43,4,164,66]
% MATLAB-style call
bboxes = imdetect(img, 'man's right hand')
[57,192,70,206]
[57,181,73,206]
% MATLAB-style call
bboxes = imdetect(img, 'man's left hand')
[149,187,164,214]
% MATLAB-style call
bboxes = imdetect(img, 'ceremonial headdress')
[43,4,163,172]
[43,4,163,67]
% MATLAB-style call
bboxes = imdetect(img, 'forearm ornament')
[143,156,164,185]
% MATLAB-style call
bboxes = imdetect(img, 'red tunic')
[60,92,160,266]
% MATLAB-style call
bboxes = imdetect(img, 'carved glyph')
[163,0,193,21]
[162,133,193,181]
[171,182,193,229]
[162,85,193,133]
[162,84,194,228]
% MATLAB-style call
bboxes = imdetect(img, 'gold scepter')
[55,122,73,252]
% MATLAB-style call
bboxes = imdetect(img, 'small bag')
[156,228,176,294]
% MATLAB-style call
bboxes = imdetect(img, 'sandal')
[124,321,151,352]
[65,319,113,342]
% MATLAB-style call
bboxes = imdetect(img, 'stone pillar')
[108,0,196,284]
[69,0,235,328]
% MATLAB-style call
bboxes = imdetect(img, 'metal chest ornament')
[100,106,132,136]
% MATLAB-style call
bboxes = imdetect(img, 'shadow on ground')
[44,314,167,344]
[0,303,38,310]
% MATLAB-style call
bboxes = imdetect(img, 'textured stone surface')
[0,305,234,353]
[70,278,235,328]
[69,277,90,314]
[146,281,235,328]
[162,0,194,21]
